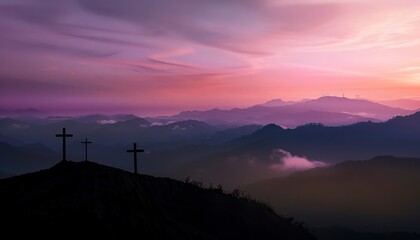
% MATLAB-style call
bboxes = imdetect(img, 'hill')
[246,156,420,233]
[0,161,316,240]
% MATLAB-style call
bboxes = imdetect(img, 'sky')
[1,0,420,116]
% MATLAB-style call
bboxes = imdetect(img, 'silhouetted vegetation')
[183,176,274,213]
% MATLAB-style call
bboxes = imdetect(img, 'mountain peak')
[316,96,361,102]
[250,123,285,138]
[262,123,284,131]
[258,98,299,107]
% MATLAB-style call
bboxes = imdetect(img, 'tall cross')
[55,128,73,161]
[81,138,92,162]
[126,143,144,174]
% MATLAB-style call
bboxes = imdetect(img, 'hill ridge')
[0,160,315,240]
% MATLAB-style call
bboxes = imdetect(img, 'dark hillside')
[0,161,315,240]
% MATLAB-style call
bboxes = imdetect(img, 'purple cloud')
[75,0,342,53]
[1,0,342,54]
[16,40,119,58]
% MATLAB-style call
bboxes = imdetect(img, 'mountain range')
[167,111,420,187]
[1,108,420,187]
[2,96,415,129]
[0,116,262,175]
[171,96,413,127]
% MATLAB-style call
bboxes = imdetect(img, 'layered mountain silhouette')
[2,110,420,185]
[278,96,409,120]
[246,156,420,233]
[172,96,412,127]
[0,117,257,175]
[0,161,315,240]
[168,112,420,186]
[1,96,414,128]
[0,108,47,119]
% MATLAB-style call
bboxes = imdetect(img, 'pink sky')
[1,0,420,116]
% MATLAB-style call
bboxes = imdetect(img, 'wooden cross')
[81,138,92,162]
[56,128,73,161]
[127,143,144,174]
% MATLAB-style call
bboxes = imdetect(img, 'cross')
[126,143,144,174]
[81,138,92,162]
[55,128,73,161]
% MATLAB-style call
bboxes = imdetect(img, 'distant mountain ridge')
[46,113,140,124]
[376,98,420,111]
[0,161,316,240]
[279,96,409,119]
[0,108,47,118]
[172,96,412,127]
[258,99,297,107]
[2,96,414,128]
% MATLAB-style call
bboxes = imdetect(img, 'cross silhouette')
[81,138,92,162]
[127,143,144,174]
[55,128,73,161]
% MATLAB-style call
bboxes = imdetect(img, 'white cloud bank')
[270,149,328,172]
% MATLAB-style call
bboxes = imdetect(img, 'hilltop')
[0,161,315,240]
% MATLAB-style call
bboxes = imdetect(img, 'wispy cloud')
[270,149,328,172]
[16,41,120,58]
[2,0,420,113]
[299,7,420,52]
